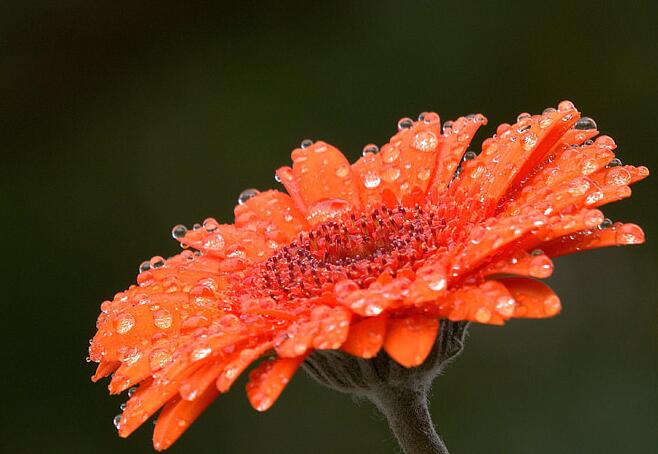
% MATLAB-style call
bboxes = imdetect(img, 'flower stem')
[372,386,449,454]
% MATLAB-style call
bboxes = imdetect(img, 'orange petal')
[216,342,274,393]
[289,141,361,222]
[152,385,220,451]
[430,114,487,191]
[446,280,514,325]
[454,107,579,204]
[541,222,645,257]
[92,361,120,382]
[341,314,388,358]
[481,251,554,279]
[233,189,308,242]
[246,355,306,411]
[499,277,562,318]
[383,316,439,367]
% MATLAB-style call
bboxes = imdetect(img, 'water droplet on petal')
[138,261,151,273]
[517,112,531,122]
[335,165,350,178]
[606,158,622,168]
[238,188,260,205]
[171,224,188,239]
[558,100,575,111]
[113,414,122,430]
[115,313,136,334]
[412,131,438,152]
[153,309,173,329]
[362,144,379,156]
[397,117,413,130]
[462,151,477,161]
[300,139,314,148]
[598,218,613,229]
[574,117,597,130]
[363,172,381,188]
[150,256,165,269]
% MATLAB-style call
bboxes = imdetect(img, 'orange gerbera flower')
[89,101,648,452]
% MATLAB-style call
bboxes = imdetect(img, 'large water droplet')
[462,151,477,161]
[153,309,173,329]
[115,313,136,334]
[171,224,188,239]
[363,172,381,188]
[150,256,165,269]
[412,131,438,152]
[362,144,379,156]
[574,117,597,130]
[238,188,260,205]
[397,117,413,130]
[113,414,122,430]
[300,139,314,148]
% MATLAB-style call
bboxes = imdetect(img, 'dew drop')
[381,167,400,182]
[462,151,477,161]
[517,112,531,122]
[412,131,438,152]
[115,313,136,334]
[421,112,440,124]
[113,414,122,430]
[149,348,172,371]
[203,218,219,232]
[574,117,597,130]
[542,107,557,115]
[300,139,314,148]
[127,387,137,398]
[150,256,165,269]
[397,117,413,130]
[138,261,151,273]
[363,172,381,188]
[606,158,622,168]
[362,144,379,156]
[558,100,575,111]
[335,165,350,178]
[153,309,173,329]
[171,224,188,239]
[238,188,260,205]
[442,121,454,134]
[598,218,613,230]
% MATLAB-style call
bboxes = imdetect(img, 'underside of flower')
[88,101,648,451]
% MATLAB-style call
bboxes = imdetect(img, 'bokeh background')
[2,2,657,453]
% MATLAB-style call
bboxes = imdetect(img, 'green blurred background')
[2,1,657,453]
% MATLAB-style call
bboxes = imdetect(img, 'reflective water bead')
[421,112,440,124]
[573,117,597,130]
[463,151,477,161]
[171,224,188,239]
[606,158,622,168]
[558,100,575,111]
[138,261,151,273]
[516,112,531,122]
[397,117,413,130]
[203,218,219,232]
[238,188,260,205]
[300,139,314,148]
[113,414,122,430]
[362,144,379,156]
[542,107,557,115]
[442,121,454,134]
[598,218,613,229]
[412,131,438,152]
[363,172,381,188]
[150,256,165,269]
[127,387,137,397]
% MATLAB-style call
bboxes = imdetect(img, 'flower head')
[89,101,648,450]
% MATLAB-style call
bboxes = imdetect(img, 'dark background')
[2,2,657,453]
